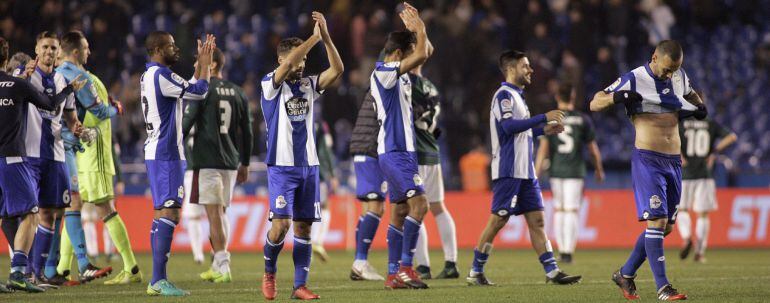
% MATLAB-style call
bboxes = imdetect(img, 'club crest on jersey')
[381,181,388,193]
[413,174,423,186]
[171,73,189,88]
[285,97,309,122]
[300,78,311,88]
[178,185,185,199]
[649,195,662,209]
[276,195,287,209]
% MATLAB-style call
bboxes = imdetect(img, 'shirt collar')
[644,62,666,81]
[146,61,166,69]
[501,81,524,94]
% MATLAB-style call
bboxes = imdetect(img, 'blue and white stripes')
[645,228,665,239]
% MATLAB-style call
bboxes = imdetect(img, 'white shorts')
[80,202,98,221]
[418,164,444,203]
[319,181,329,206]
[550,178,584,211]
[680,179,717,213]
[182,170,204,218]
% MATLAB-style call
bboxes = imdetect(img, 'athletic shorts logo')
[366,193,378,200]
[269,211,274,219]
[380,181,388,193]
[31,206,39,213]
[178,186,185,199]
[163,200,175,208]
[413,174,423,186]
[497,209,509,216]
[510,195,518,208]
[406,190,416,198]
[71,175,78,187]
[649,195,662,209]
[276,195,287,209]
[643,211,650,219]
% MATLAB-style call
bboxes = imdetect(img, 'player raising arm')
[141,31,215,296]
[590,40,704,301]
[260,11,343,301]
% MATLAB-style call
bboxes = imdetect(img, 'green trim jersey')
[409,73,441,165]
[183,78,253,170]
[77,72,115,174]
[544,110,596,178]
[679,119,731,179]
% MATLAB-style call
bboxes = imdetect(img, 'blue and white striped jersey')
[605,63,697,114]
[260,72,323,166]
[490,83,536,180]
[370,61,415,154]
[140,62,209,161]
[20,67,75,162]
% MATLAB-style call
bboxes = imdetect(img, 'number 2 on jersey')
[219,100,232,134]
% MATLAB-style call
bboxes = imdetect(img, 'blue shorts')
[146,160,186,210]
[64,148,79,193]
[28,157,71,209]
[354,155,387,202]
[491,178,544,217]
[267,166,320,222]
[378,151,424,203]
[632,149,682,223]
[0,157,38,218]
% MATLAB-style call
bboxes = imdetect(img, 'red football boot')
[262,273,277,300]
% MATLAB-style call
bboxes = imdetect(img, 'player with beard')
[141,31,215,296]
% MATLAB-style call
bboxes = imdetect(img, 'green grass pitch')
[3,249,769,302]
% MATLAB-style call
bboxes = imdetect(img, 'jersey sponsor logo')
[171,73,189,88]
[0,98,14,106]
[178,185,185,199]
[650,195,662,209]
[0,81,14,87]
[413,174,423,186]
[275,195,287,209]
[285,96,309,122]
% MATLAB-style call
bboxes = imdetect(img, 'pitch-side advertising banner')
[1,189,768,252]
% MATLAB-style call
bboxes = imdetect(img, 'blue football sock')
[150,219,158,253]
[355,212,381,261]
[621,231,647,277]
[471,249,489,273]
[31,224,54,277]
[151,217,177,284]
[44,217,62,279]
[11,250,28,273]
[293,236,312,288]
[64,211,90,272]
[538,252,559,275]
[644,228,669,290]
[401,216,421,267]
[386,225,403,274]
[263,236,284,274]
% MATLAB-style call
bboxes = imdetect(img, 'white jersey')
[370,61,415,154]
[490,82,536,180]
[21,67,75,162]
[140,62,209,161]
[260,72,322,166]
[604,63,697,114]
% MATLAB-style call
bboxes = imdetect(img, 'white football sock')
[695,216,710,255]
[186,217,205,262]
[318,209,331,246]
[82,220,99,257]
[553,211,564,253]
[414,223,430,267]
[222,213,231,250]
[102,225,114,255]
[213,250,231,273]
[677,211,692,241]
[563,211,579,254]
[435,212,457,262]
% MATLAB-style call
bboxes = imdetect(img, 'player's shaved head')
[277,37,303,57]
[61,31,86,54]
[381,31,416,57]
[655,40,683,62]
[498,50,526,75]
[146,31,172,56]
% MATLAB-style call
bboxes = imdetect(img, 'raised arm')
[272,32,320,87]
[398,3,429,75]
[313,12,344,91]
[535,137,550,177]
